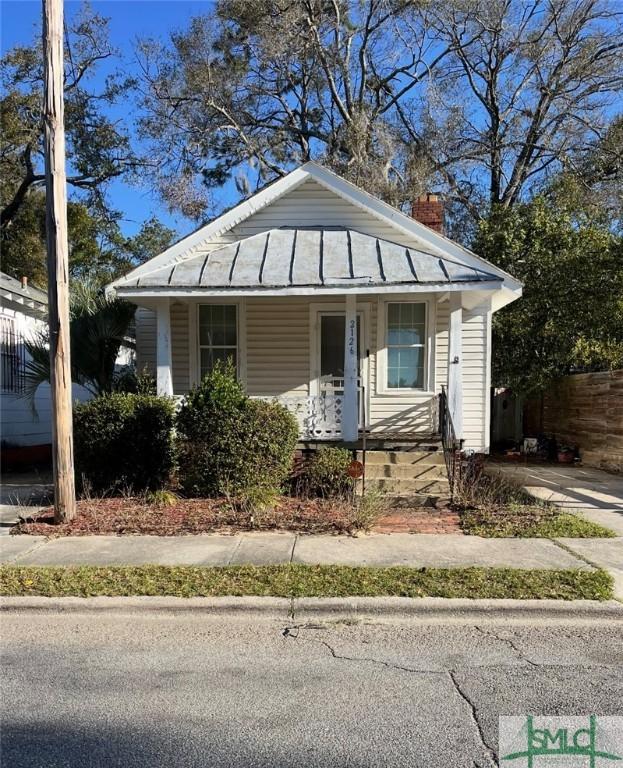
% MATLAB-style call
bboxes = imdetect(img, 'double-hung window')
[386,302,426,389]
[198,304,237,379]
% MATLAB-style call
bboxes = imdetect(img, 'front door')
[319,313,362,391]
[310,311,366,436]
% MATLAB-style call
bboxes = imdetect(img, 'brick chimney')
[412,193,444,234]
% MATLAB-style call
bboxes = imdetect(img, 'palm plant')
[23,281,136,405]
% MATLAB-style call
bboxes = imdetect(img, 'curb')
[2,596,623,623]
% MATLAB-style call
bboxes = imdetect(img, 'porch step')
[356,449,450,499]
[365,477,449,495]
[358,450,445,466]
[364,463,447,480]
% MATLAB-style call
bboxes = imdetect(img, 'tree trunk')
[43,0,76,522]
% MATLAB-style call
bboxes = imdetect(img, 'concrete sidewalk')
[0,529,618,566]
[488,462,623,531]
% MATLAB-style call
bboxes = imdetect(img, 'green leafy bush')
[302,446,354,499]
[176,363,298,503]
[73,393,176,492]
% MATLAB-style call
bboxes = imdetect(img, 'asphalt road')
[2,608,623,767]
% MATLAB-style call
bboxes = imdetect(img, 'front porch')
[150,289,470,448]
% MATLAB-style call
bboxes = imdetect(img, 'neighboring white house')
[108,162,522,453]
[1,271,134,461]
[0,272,53,450]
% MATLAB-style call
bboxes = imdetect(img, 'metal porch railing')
[439,385,464,500]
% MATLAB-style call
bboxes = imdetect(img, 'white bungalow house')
[108,162,521,456]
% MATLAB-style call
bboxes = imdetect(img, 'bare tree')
[410,0,623,218]
[135,0,452,216]
[135,0,623,230]
[1,5,140,231]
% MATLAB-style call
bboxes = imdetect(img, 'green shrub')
[176,363,298,503]
[303,446,354,499]
[73,393,176,492]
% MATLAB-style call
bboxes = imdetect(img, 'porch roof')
[115,227,501,296]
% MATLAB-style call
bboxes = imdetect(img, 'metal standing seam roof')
[120,227,501,290]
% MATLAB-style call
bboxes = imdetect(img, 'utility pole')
[43,0,76,521]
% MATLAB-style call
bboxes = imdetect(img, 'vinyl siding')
[0,308,91,446]
[462,305,489,451]
[171,302,190,394]
[245,298,309,397]
[134,294,490,451]
[186,178,449,259]
[135,307,156,377]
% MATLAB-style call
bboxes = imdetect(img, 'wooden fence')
[525,370,623,472]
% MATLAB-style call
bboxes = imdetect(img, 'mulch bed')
[11,495,463,537]
[12,496,366,537]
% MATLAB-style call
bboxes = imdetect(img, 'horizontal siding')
[0,308,92,446]
[246,298,309,396]
[135,307,156,377]
[462,306,488,452]
[435,301,449,389]
[229,180,439,256]
[171,302,190,394]
[181,178,445,262]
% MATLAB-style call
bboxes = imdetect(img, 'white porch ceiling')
[121,227,501,292]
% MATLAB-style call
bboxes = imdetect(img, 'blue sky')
[1,0,227,238]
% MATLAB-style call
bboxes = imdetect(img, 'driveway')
[488,462,623,534]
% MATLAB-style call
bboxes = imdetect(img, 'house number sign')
[347,318,356,359]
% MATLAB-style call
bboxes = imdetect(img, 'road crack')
[475,626,540,668]
[448,670,498,767]
[282,625,442,675]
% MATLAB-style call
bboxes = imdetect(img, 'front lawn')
[11,496,371,537]
[460,507,615,538]
[0,564,613,601]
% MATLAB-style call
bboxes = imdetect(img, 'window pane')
[199,304,237,347]
[387,304,401,327]
[387,303,425,345]
[386,306,426,389]
[387,327,424,345]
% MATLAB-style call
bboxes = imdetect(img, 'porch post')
[155,298,173,396]
[342,293,358,442]
[447,292,463,439]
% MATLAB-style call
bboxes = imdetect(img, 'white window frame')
[376,296,435,395]
[188,300,246,387]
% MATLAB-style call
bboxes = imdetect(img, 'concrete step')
[358,450,445,466]
[363,477,450,495]
[364,463,447,480]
